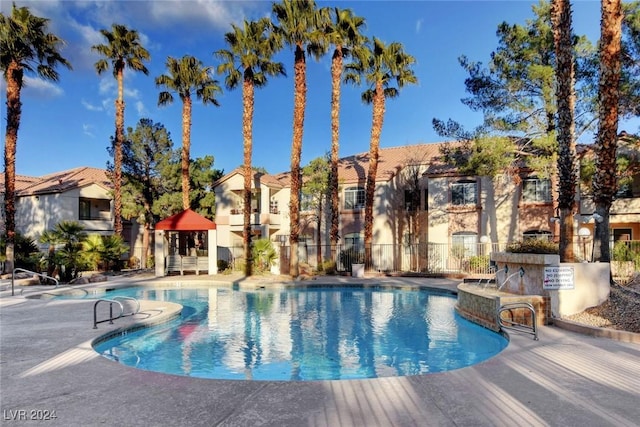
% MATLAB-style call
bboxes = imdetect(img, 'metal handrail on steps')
[93,297,140,329]
[498,302,539,340]
[11,268,59,296]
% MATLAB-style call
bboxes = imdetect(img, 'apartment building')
[0,167,140,258]
[212,141,640,270]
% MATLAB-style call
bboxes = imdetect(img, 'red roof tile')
[155,209,216,230]
[1,167,112,196]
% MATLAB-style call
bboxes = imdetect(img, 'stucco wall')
[491,252,610,318]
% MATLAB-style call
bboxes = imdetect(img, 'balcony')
[228,209,282,230]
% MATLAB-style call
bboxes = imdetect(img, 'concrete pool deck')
[1,273,639,426]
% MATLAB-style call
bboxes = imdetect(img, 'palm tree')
[156,55,222,210]
[92,24,150,236]
[216,18,285,276]
[47,220,87,281]
[593,0,623,263]
[320,7,366,248]
[272,0,326,277]
[1,4,71,272]
[345,38,417,264]
[551,0,577,262]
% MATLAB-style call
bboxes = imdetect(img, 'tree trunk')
[181,96,192,210]
[142,223,150,269]
[552,0,577,262]
[243,78,255,277]
[330,49,343,247]
[289,45,307,278]
[316,198,323,270]
[3,60,21,273]
[364,82,386,267]
[593,0,623,263]
[114,67,125,236]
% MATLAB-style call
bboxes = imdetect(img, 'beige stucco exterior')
[212,142,639,272]
[15,183,113,239]
[213,169,290,248]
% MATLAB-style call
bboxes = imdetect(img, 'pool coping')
[2,274,640,426]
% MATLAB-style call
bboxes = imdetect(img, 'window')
[300,193,314,211]
[79,199,91,220]
[270,199,279,214]
[451,180,477,206]
[424,188,428,210]
[613,228,632,241]
[343,232,362,249]
[522,178,551,202]
[452,232,477,256]
[523,230,552,241]
[344,186,365,209]
[404,232,416,253]
[404,189,420,212]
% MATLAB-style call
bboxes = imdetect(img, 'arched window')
[343,232,363,249]
[452,231,478,256]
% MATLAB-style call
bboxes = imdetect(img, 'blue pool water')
[92,286,508,381]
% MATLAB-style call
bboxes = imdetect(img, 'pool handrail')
[497,302,539,340]
[11,268,59,296]
[93,298,125,329]
[93,296,140,329]
[112,296,140,317]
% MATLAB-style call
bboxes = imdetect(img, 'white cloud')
[416,19,424,34]
[135,100,148,117]
[82,99,103,112]
[98,77,115,95]
[146,0,249,31]
[82,123,95,138]
[22,76,64,99]
[101,98,112,111]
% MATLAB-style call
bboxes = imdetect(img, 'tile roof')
[213,142,459,189]
[0,167,112,196]
[338,142,456,183]
[213,167,289,188]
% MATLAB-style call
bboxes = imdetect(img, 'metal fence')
[217,239,639,279]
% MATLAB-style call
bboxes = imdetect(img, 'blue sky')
[3,0,638,178]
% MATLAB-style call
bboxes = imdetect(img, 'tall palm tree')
[1,4,71,272]
[593,0,623,263]
[92,24,150,236]
[272,0,326,278]
[156,55,222,210]
[346,38,417,264]
[320,7,366,248]
[551,0,577,262]
[216,18,285,277]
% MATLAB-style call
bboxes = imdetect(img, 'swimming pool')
[92,286,508,381]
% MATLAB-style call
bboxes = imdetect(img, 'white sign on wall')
[543,266,575,290]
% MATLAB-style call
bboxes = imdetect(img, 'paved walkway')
[1,274,639,426]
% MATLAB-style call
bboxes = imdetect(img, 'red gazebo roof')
[155,209,216,231]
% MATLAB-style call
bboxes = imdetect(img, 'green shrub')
[612,241,640,270]
[339,248,364,272]
[450,244,467,259]
[468,254,490,272]
[0,233,43,272]
[321,259,337,274]
[506,239,558,254]
[217,259,229,271]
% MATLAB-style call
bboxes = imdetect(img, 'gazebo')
[154,209,218,277]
